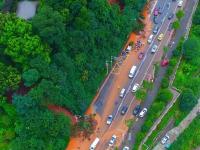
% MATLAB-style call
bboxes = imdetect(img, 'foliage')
[125,119,134,129]
[0,62,21,94]
[172,20,180,30]
[0,96,17,150]
[22,69,40,87]
[179,89,197,112]
[176,10,185,20]
[0,13,50,69]
[169,116,200,150]
[157,88,173,103]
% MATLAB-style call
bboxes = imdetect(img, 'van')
[129,65,137,78]
[120,88,126,98]
[89,138,100,150]
[147,34,154,44]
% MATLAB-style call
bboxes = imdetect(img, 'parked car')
[121,106,128,115]
[158,7,163,14]
[168,13,174,20]
[168,22,173,31]
[161,134,170,145]
[178,0,183,7]
[151,44,158,53]
[133,105,141,116]
[153,16,159,24]
[139,108,147,118]
[120,88,126,98]
[132,83,140,93]
[106,115,113,125]
[109,135,117,146]
[158,33,164,41]
[123,146,130,150]
[153,25,159,34]
[138,52,145,60]
[161,58,169,67]
[166,2,170,9]
[147,34,154,44]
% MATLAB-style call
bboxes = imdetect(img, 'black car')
[168,13,174,20]
[133,105,141,116]
[153,16,159,24]
[121,106,128,115]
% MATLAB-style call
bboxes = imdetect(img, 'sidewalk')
[153,98,200,150]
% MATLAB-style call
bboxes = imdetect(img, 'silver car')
[151,44,158,53]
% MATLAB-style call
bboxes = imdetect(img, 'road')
[92,0,184,149]
[122,0,198,149]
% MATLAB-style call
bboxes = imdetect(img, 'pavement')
[122,0,199,149]
[153,98,200,150]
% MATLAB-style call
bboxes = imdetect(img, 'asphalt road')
[122,0,198,149]
[93,0,183,149]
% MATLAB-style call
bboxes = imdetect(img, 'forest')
[0,0,147,149]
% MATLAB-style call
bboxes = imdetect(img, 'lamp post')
[106,60,109,75]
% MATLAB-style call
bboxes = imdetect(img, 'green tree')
[0,13,50,69]
[22,69,40,87]
[172,20,181,30]
[179,89,197,112]
[183,36,200,61]
[0,62,21,94]
[157,89,173,103]
[176,10,185,20]
[32,5,66,51]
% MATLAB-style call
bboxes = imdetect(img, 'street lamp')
[106,60,109,75]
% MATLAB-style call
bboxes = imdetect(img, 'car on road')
[147,34,154,44]
[168,22,173,31]
[132,83,140,93]
[161,134,170,145]
[133,105,141,116]
[178,0,183,7]
[121,106,128,115]
[153,16,159,24]
[120,88,126,98]
[151,44,158,53]
[161,58,169,67]
[168,13,174,20]
[139,108,147,118]
[123,146,130,150]
[109,135,117,146]
[138,52,145,60]
[153,8,159,16]
[129,65,137,78]
[90,137,100,150]
[106,115,113,125]
[153,25,159,34]
[166,2,170,9]
[158,33,164,41]
[158,7,163,14]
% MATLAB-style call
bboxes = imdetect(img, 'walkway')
[153,98,200,150]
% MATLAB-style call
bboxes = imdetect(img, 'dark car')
[158,7,163,14]
[168,22,173,31]
[133,105,141,116]
[153,17,159,24]
[121,106,128,115]
[168,13,174,20]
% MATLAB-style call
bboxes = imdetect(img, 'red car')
[154,8,159,16]
[138,52,145,60]
[161,58,169,67]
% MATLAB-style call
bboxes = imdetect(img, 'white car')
[123,146,130,150]
[106,115,113,125]
[132,83,140,93]
[120,88,126,98]
[109,135,117,146]
[161,134,170,145]
[178,0,183,7]
[139,108,147,118]
[151,44,158,53]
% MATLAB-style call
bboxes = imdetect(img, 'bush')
[161,77,169,88]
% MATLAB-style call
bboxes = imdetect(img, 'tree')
[0,62,21,94]
[0,13,50,69]
[179,89,197,112]
[172,20,181,30]
[22,69,40,87]
[32,5,66,51]
[176,10,184,20]
[183,36,200,61]
[157,89,173,103]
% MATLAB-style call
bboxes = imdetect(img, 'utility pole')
[106,60,109,75]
